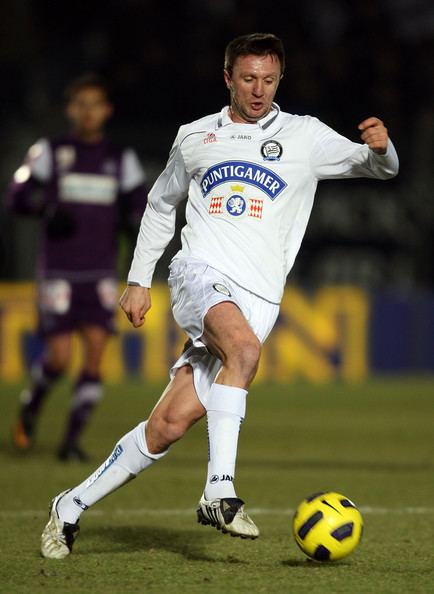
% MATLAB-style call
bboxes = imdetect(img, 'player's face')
[224,54,282,124]
[66,87,113,140]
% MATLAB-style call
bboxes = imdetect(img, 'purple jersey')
[7,134,147,281]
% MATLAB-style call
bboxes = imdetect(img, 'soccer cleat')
[12,419,33,450]
[196,495,259,539]
[12,404,36,451]
[41,490,80,559]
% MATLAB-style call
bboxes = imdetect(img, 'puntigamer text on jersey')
[200,160,287,200]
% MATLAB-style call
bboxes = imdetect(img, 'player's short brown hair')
[64,73,111,103]
[224,33,285,77]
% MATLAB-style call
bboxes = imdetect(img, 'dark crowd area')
[1,0,433,290]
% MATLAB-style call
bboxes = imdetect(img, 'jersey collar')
[217,103,281,130]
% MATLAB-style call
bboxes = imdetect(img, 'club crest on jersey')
[261,140,283,161]
[201,160,286,200]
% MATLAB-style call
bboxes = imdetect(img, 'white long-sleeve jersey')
[128,104,399,303]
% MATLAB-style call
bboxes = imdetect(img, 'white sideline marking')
[1,506,433,519]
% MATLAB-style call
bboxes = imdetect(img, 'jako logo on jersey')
[201,160,287,200]
[230,134,252,140]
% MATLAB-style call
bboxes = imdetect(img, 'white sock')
[204,383,247,500]
[57,421,167,524]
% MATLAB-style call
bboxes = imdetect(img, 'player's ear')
[223,69,232,90]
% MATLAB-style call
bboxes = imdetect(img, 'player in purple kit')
[7,74,147,461]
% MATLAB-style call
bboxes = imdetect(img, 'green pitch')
[1,377,433,594]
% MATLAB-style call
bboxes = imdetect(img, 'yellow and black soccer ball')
[293,491,363,561]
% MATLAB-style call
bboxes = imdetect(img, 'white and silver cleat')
[196,495,259,539]
[41,490,80,559]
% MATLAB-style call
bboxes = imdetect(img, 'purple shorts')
[37,278,118,336]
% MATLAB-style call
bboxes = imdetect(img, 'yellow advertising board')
[0,283,368,383]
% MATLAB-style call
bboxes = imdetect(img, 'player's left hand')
[358,117,389,155]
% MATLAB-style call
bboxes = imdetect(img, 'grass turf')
[0,377,433,594]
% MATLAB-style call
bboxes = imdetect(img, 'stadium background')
[0,0,433,379]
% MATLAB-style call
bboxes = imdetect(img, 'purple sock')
[20,361,62,424]
[61,372,103,449]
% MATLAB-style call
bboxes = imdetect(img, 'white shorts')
[168,257,280,407]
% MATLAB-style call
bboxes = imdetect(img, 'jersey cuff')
[127,281,149,288]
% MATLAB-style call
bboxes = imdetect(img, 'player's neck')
[228,105,269,125]
[229,107,253,124]
[72,129,105,144]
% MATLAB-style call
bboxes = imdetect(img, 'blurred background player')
[6,73,147,461]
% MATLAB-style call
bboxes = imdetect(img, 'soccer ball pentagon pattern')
[292,491,363,561]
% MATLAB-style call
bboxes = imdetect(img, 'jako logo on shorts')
[200,160,287,200]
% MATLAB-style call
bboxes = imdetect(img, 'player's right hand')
[119,285,151,328]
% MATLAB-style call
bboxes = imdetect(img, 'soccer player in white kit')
[41,33,399,558]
